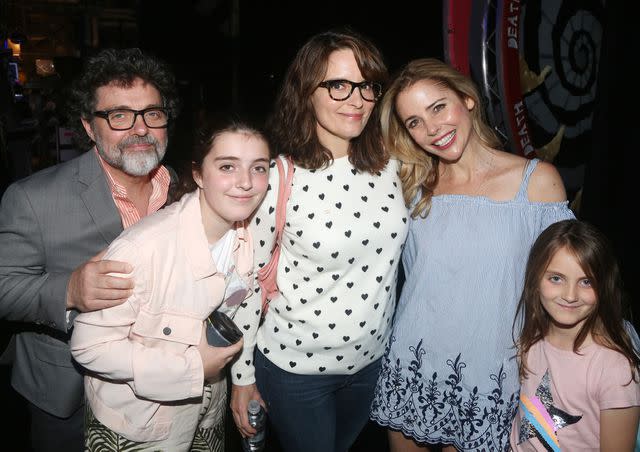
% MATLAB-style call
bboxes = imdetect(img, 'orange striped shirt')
[96,149,171,229]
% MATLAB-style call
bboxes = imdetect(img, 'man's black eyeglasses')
[317,79,382,102]
[92,108,169,131]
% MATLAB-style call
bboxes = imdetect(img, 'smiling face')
[81,77,168,177]
[310,48,376,157]
[395,79,475,163]
[539,246,598,340]
[193,131,270,243]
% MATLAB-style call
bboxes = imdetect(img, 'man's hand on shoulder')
[66,249,134,312]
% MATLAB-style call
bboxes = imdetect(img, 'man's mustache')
[119,135,159,148]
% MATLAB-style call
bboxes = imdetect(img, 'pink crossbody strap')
[257,155,294,314]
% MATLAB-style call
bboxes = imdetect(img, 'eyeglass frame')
[92,107,170,131]
[317,79,383,102]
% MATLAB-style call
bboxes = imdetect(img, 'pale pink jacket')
[70,190,254,442]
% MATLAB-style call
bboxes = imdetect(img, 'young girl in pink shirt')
[511,219,640,451]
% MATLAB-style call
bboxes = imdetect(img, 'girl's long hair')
[379,58,501,218]
[513,219,639,381]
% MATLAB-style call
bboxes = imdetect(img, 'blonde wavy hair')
[380,58,501,218]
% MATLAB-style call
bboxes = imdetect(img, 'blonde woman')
[370,58,574,452]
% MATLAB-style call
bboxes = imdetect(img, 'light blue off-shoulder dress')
[370,159,575,451]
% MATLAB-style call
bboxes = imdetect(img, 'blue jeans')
[255,350,381,452]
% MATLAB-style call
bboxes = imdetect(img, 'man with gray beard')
[0,48,179,452]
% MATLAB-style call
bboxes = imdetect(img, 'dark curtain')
[580,2,638,330]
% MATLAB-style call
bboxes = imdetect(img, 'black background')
[1,2,637,451]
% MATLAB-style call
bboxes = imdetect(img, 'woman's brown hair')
[267,28,389,173]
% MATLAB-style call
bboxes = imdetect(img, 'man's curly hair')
[67,48,180,149]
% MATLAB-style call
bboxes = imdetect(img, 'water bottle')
[241,399,266,451]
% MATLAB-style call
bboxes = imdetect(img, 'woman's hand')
[231,383,266,438]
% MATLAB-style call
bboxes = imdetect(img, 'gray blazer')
[0,150,123,417]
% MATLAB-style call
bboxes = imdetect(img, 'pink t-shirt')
[510,339,640,451]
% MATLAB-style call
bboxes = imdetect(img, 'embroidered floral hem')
[371,338,518,452]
